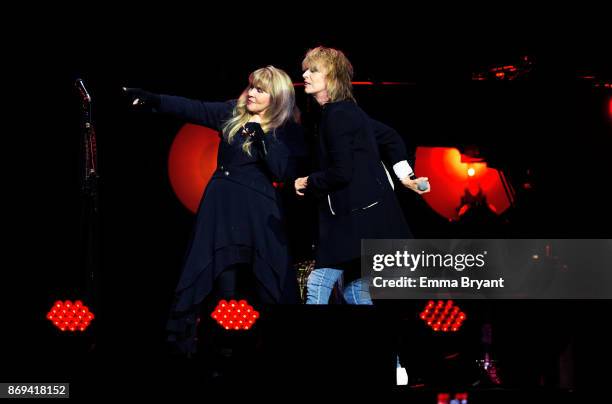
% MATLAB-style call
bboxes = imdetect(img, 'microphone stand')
[76,79,100,347]
[77,79,98,202]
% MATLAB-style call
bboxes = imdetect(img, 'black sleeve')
[273,123,309,182]
[370,118,409,167]
[307,107,359,193]
[158,95,235,131]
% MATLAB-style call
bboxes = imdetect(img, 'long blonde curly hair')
[222,66,296,155]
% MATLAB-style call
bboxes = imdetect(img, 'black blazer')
[306,100,412,267]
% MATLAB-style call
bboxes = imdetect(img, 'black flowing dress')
[158,95,306,353]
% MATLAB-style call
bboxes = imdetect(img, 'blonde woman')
[294,47,430,305]
[125,66,306,354]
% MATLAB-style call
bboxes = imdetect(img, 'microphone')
[409,172,430,192]
[75,78,91,102]
[417,179,430,192]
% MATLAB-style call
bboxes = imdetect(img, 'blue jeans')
[306,268,373,305]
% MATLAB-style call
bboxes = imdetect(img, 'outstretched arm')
[123,87,234,131]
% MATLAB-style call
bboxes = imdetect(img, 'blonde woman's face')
[246,85,271,115]
[303,64,328,98]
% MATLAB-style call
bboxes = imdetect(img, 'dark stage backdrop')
[6,23,612,396]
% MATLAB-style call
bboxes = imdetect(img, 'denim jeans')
[306,268,373,305]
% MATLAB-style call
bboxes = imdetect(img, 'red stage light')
[47,300,94,332]
[211,299,259,330]
[420,300,466,332]
[437,393,451,404]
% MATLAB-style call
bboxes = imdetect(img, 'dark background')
[5,14,612,399]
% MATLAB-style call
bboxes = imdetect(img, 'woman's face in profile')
[303,63,328,97]
[246,85,271,115]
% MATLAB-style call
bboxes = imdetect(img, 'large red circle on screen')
[168,124,220,213]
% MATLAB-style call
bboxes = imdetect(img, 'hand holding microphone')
[417,178,430,192]
[401,173,431,194]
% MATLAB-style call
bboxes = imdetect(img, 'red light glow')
[414,147,513,221]
[211,299,259,330]
[420,300,466,332]
[168,124,220,213]
[47,300,94,332]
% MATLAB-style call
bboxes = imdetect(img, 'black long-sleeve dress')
[159,95,306,353]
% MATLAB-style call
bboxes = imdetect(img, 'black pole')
[76,78,100,347]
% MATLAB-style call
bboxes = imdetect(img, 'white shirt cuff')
[393,160,414,179]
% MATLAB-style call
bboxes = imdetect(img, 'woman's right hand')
[122,87,161,109]
[295,176,308,196]
[400,176,431,194]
